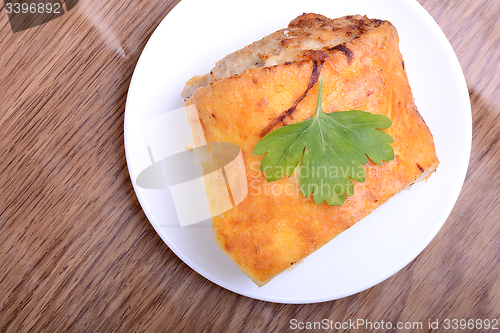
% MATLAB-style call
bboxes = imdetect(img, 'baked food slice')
[183,13,439,286]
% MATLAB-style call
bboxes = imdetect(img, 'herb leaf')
[253,78,394,205]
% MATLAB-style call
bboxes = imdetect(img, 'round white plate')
[124,0,471,303]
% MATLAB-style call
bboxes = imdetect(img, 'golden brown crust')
[185,14,439,286]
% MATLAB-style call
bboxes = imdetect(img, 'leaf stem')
[315,77,324,117]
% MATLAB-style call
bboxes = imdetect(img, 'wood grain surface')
[0,0,498,332]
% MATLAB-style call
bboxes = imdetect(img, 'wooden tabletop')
[1,0,499,331]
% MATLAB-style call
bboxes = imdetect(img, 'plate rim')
[124,0,472,303]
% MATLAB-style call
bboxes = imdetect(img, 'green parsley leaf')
[253,77,395,205]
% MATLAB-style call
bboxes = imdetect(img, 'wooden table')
[1,0,498,331]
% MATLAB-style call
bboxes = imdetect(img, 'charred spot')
[222,235,233,251]
[402,61,405,70]
[367,91,373,96]
[329,44,354,65]
[417,163,425,173]
[303,50,328,63]
[252,78,258,84]
[315,17,327,27]
[346,24,365,35]
[260,59,325,137]
[309,60,324,87]
[354,19,368,29]
[374,19,383,27]
[210,113,216,118]
[284,61,295,66]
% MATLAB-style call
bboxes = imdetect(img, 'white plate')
[124,0,471,303]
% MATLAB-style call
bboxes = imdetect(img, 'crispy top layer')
[182,14,383,99]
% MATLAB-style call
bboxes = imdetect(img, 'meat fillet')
[183,13,439,286]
